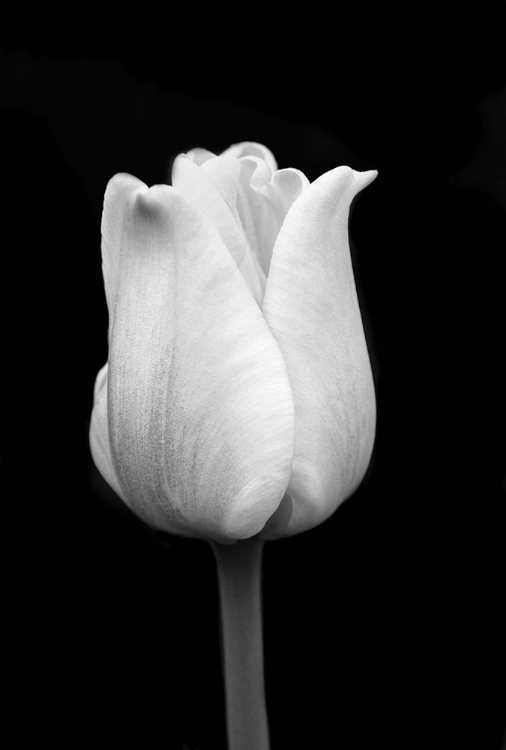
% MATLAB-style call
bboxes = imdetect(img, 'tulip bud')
[90,142,376,543]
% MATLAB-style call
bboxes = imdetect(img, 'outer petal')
[90,362,196,534]
[100,173,145,329]
[261,167,377,539]
[89,362,126,503]
[106,176,295,542]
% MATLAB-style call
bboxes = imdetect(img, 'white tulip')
[90,141,376,544]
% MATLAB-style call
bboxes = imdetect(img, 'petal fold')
[105,176,295,541]
[261,167,377,539]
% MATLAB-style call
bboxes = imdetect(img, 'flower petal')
[106,176,295,542]
[272,167,310,209]
[223,141,278,173]
[186,147,216,165]
[199,152,243,213]
[171,154,267,305]
[89,362,126,502]
[236,162,310,276]
[100,173,146,329]
[261,166,377,539]
[90,362,196,535]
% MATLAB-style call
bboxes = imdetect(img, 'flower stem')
[211,536,270,750]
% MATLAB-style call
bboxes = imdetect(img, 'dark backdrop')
[2,16,505,750]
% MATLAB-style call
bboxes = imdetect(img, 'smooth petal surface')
[105,175,295,542]
[261,167,377,539]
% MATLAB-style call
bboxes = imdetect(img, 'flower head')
[90,142,376,543]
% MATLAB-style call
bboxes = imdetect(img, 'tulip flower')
[90,141,377,750]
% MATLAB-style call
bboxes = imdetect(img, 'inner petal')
[223,141,278,173]
[172,154,267,305]
[186,147,216,165]
[235,159,310,276]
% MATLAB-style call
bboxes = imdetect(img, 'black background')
[2,13,505,750]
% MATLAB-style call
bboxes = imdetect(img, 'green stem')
[211,536,270,750]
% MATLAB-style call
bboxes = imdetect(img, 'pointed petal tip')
[353,168,378,193]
